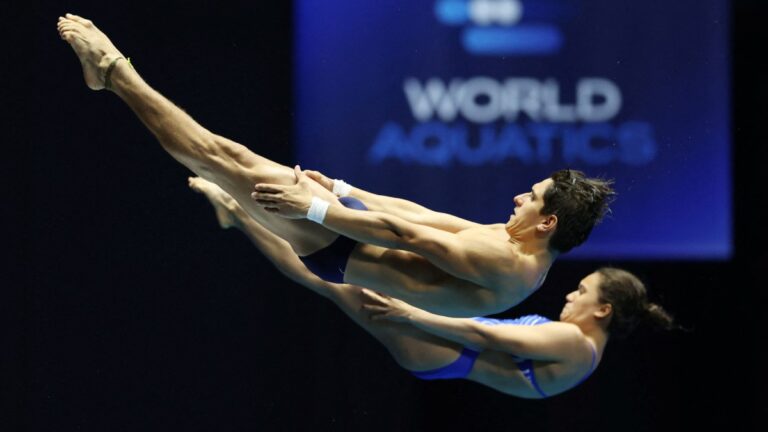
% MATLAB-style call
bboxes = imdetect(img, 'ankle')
[103,56,134,91]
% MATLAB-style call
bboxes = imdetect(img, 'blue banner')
[295,0,731,259]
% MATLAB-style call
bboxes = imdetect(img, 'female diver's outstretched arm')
[361,289,585,362]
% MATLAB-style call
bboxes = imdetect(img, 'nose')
[513,193,526,206]
[566,291,576,302]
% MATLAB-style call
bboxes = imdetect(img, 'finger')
[361,295,386,308]
[305,170,322,183]
[295,165,309,182]
[294,165,301,180]
[362,288,386,302]
[360,288,378,301]
[253,198,284,208]
[251,192,277,202]
[253,183,284,193]
[252,190,282,200]
[251,192,282,203]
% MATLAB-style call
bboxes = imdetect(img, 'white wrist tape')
[332,179,353,197]
[307,197,331,224]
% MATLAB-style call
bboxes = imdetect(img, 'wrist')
[307,197,330,223]
[406,307,425,324]
[332,179,353,197]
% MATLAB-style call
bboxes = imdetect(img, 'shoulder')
[485,223,507,230]
[539,322,583,337]
[493,249,541,281]
[538,323,591,353]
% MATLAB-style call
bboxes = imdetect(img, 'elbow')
[379,216,417,249]
[395,233,418,251]
[471,322,505,351]
[189,131,217,158]
[399,232,447,256]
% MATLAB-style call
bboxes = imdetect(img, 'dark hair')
[595,267,676,339]
[540,169,616,253]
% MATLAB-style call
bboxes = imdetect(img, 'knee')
[204,135,246,168]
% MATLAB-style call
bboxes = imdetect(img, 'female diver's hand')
[360,288,416,323]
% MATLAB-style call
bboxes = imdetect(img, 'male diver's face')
[505,178,554,235]
[560,272,604,322]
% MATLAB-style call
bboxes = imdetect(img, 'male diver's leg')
[190,177,463,371]
[57,14,337,255]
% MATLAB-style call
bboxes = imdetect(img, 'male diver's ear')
[538,214,558,233]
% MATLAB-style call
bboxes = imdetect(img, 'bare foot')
[188,177,240,229]
[57,13,125,90]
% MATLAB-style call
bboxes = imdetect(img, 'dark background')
[14,1,765,430]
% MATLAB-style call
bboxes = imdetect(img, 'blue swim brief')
[299,196,367,284]
[411,347,480,380]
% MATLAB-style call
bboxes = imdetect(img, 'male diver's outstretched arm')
[304,170,482,233]
[253,167,520,288]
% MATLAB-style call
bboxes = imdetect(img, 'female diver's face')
[560,272,604,323]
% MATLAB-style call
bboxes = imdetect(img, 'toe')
[58,22,78,32]
[60,24,80,35]
[66,13,93,27]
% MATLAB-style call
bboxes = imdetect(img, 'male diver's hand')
[304,169,334,193]
[361,288,416,323]
[252,165,314,219]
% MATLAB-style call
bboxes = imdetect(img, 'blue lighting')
[463,25,562,55]
[435,0,469,25]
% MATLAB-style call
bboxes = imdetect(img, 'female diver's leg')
[189,177,463,371]
[58,14,337,255]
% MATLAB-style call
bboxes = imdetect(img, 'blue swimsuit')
[411,315,597,398]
